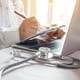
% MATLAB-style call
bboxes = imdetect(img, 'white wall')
[62,0,80,56]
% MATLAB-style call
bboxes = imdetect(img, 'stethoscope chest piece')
[36,47,53,60]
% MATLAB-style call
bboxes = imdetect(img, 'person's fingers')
[43,28,65,42]
[57,28,65,39]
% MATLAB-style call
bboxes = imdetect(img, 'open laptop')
[61,8,80,59]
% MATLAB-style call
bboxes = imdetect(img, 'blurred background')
[22,0,76,27]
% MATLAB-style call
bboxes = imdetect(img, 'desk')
[0,48,80,80]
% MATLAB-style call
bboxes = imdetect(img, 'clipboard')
[11,28,57,52]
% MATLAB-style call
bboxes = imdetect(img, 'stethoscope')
[0,47,80,80]
[0,13,79,79]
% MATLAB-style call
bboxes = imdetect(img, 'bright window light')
[24,0,76,27]
[52,0,76,26]
[36,0,48,26]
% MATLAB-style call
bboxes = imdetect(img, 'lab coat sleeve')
[0,27,20,49]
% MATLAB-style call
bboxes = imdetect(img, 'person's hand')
[19,17,39,40]
[43,28,65,42]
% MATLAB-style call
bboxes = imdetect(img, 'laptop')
[61,10,80,58]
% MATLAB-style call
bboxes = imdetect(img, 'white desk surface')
[0,48,80,80]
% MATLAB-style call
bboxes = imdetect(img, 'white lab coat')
[0,0,25,49]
